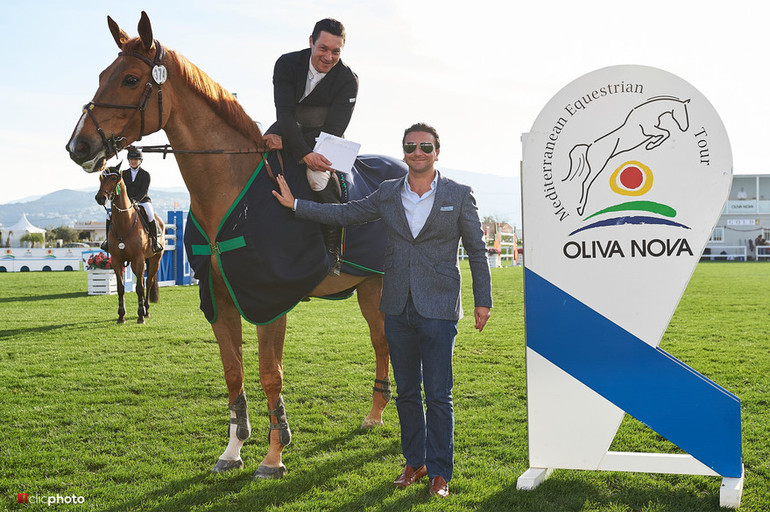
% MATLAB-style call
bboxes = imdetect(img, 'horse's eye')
[122,75,140,87]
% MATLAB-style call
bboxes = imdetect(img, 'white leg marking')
[219,410,244,461]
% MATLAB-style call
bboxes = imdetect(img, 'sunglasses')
[403,142,435,154]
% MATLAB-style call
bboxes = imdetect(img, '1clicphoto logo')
[17,492,86,505]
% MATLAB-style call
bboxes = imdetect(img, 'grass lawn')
[0,262,768,511]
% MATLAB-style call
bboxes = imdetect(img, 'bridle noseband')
[83,40,167,159]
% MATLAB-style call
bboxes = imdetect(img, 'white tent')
[5,213,46,247]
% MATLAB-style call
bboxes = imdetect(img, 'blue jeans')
[385,295,457,482]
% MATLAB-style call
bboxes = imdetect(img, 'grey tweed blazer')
[295,172,492,320]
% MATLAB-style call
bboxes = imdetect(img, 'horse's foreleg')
[356,277,391,429]
[115,265,126,324]
[210,287,248,473]
[253,314,290,479]
[132,259,146,324]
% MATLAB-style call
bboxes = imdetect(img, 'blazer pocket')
[434,263,460,281]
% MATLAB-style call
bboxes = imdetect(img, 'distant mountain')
[0,171,520,230]
[0,188,191,229]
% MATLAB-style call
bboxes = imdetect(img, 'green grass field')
[1,263,768,511]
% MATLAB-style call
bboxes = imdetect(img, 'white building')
[705,174,770,261]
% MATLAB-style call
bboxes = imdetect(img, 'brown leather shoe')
[393,464,427,488]
[429,476,449,498]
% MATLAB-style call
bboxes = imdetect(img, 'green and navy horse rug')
[184,152,407,325]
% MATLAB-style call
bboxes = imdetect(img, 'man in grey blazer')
[273,122,492,498]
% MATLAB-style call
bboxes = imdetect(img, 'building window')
[710,227,724,243]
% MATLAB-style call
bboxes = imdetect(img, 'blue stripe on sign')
[524,268,742,477]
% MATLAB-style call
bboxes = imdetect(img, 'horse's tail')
[146,258,160,303]
[563,144,590,182]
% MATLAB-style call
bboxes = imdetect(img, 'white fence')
[701,246,747,261]
[758,246,770,261]
[0,247,84,272]
[459,241,521,267]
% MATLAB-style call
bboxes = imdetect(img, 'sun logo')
[609,161,654,196]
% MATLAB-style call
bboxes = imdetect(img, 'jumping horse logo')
[563,96,690,215]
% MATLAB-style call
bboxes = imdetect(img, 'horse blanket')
[184,151,407,325]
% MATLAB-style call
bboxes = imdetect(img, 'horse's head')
[95,163,124,206]
[67,11,171,173]
[672,99,691,132]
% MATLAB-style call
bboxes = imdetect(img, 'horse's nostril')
[76,141,90,156]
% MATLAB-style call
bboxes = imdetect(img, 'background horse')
[563,96,690,215]
[95,165,164,324]
[67,12,392,479]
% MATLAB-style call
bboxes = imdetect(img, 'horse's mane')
[122,39,264,144]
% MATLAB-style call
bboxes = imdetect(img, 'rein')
[109,209,140,247]
[138,145,284,185]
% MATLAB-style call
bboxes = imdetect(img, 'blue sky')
[0,0,765,204]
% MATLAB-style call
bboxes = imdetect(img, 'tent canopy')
[5,213,46,246]
[7,213,46,234]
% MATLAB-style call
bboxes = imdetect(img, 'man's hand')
[263,134,283,151]
[474,307,491,332]
[303,151,333,172]
[271,174,296,209]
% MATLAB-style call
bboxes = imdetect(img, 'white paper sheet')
[313,132,361,173]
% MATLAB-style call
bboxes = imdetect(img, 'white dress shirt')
[301,58,327,100]
[401,172,438,239]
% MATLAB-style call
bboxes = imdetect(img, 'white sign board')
[519,65,743,507]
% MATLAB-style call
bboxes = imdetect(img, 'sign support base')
[720,465,744,509]
[516,467,553,490]
[517,461,744,508]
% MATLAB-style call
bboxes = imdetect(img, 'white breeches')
[138,201,155,222]
[306,169,331,192]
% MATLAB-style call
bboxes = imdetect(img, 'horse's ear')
[107,16,130,49]
[137,11,154,52]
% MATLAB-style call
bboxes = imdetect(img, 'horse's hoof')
[253,464,287,480]
[361,418,384,429]
[211,458,243,473]
[137,317,145,324]
[117,319,125,324]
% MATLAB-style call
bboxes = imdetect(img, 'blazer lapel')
[303,59,339,103]
[295,51,310,103]
[386,177,415,240]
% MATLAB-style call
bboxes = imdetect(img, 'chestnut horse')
[95,164,164,324]
[66,12,391,479]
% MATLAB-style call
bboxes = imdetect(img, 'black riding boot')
[313,175,343,276]
[149,220,163,254]
[100,219,111,252]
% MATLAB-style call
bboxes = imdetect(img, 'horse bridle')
[83,40,167,159]
[84,40,282,183]
[100,170,136,211]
